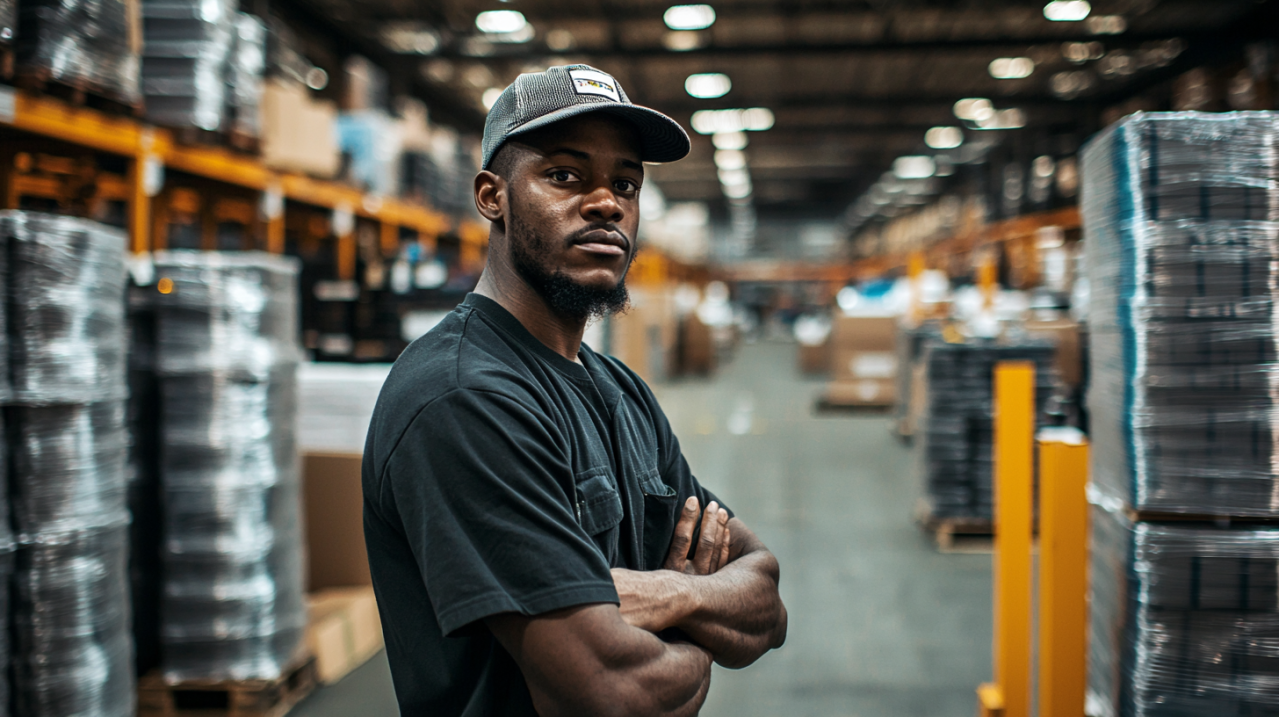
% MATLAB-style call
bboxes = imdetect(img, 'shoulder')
[582,343,659,406]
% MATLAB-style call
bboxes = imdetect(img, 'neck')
[474,234,587,363]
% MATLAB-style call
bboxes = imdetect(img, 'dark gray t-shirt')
[362,293,728,716]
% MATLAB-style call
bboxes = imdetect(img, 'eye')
[615,179,640,193]
[550,169,576,182]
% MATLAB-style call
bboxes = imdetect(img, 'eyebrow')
[545,147,644,172]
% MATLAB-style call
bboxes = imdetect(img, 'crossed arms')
[487,498,788,717]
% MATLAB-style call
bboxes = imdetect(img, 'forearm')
[676,551,787,668]
[603,635,713,717]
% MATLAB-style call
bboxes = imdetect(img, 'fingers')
[663,496,700,571]
[692,502,723,575]
[715,523,732,572]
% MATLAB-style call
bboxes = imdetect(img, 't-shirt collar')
[463,293,591,381]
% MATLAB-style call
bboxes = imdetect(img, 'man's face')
[501,115,644,320]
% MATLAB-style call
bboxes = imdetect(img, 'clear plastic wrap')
[1088,504,1279,717]
[919,339,1055,519]
[152,251,306,682]
[226,12,266,138]
[1082,112,1279,516]
[12,522,134,717]
[7,402,130,538]
[0,0,14,46]
[15,0,141,102]
[141,0,236,131]
[1,211,129,405]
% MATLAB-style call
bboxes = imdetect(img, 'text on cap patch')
[569,69,620,102]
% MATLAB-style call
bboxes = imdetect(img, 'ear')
[474,170,505,223]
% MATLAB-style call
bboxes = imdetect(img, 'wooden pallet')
[12,67,143,116]
[1122,507,1279,526]
[137,655,318,717]
[916,500,994,553]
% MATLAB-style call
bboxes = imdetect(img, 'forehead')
[518,114,643,161]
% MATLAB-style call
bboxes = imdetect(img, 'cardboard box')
[678,314,715,376]
[830,316,897,351]
[824,378,896,406]
[307,586,383,684]
[798,341,830,375]
[303,452,370,592]
[607,287,676,383]
[261,78,341,178]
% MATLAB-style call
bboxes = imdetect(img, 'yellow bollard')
[978,362,1036,717]
[1038,435,1089,717]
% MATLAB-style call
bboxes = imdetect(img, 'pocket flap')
[639,469,676,498]
[575,469,623,535]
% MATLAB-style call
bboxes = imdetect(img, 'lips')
[572,228,629,257]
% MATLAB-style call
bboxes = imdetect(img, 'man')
[363,64,787,716]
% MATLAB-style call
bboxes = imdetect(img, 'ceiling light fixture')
[989,57,1035,79]
[476,10,527,34]
[953,98,994,122]
[482,87,504,110]
[685,72,731,99]
[925,126,963,149]
[723,181,752,199]
[712,131,747,150]
[690,107,774,134]
[663,31,704,51]
[971,108,1027,130]
[1043,0,1091,22]
[664,4,716,31]
[893,156,936,180]
[718,168,750,186]
[1086,14,1126,34]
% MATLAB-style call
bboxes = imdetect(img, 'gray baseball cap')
[481,64,691,171]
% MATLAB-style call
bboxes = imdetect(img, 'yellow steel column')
[978,361,1036,717]
[1038,436,1090,717]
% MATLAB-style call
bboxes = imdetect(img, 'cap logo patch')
[569,69,620,102]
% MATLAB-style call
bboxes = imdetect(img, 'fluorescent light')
[664,4,716,31]
[988,57,1035,79]
[482,87,503,110]
[893,156,936,179]
[1043,0,1090,21]
[723,181,752,199]
[1086,14,1126,34]
[476,10,527,34]
[972,108,1027,130]
[685,73,731,99]
[925,126,963,149]
[953,98,994,121]
[718,168,750,186]
[713,149,746,170]
[712,131,747,150]
[381,22,440,55]
[690,107,774,134]
[545,28,575,50]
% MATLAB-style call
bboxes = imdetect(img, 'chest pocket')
[575,468,624,536]
[640,469,679,570]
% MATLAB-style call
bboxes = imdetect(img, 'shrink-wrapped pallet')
[152,251,306,682]
[1088,504,1279,717]
[0,211,133,716]
[141,0,235,131]
[14,0,140,103]
[919,340,1055,520]
[1082,112,1279,516]
[226,12,266,138]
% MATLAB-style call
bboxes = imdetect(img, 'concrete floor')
[292,340,993,717]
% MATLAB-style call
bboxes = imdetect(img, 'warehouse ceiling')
[286,0,1273,227]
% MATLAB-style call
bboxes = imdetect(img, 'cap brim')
[505,103,691,165]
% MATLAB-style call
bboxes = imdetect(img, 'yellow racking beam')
[1038,436,1090,717]
[1,88,452,249]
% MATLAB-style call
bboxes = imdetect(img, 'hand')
[663,497,731,575]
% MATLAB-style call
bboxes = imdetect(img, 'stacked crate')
[919,340,1055,521]
[151,251,307,682]
[0,212,134,716]
[1083,111,1279,717]
[14,0,141,105]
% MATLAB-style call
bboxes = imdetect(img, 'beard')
[507,193,632,322]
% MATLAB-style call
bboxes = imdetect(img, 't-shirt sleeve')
[384,388,618,637]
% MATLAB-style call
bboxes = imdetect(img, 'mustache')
[567,224,632,249]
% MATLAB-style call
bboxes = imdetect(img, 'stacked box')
[141,0,236,131]
[127,283,164,676]
[0,212,134,716]
[152,251,306,682]
[1084,112,1279,517]
[920,340,1055,520]
[1088,506,1279,717]
[15,0,140,103]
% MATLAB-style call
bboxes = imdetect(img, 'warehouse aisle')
[293,341,993,717]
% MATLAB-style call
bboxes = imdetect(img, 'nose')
[580,184,624,224]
